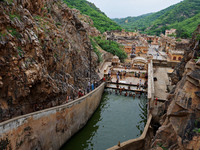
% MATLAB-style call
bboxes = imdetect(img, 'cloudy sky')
[87,0,183,18]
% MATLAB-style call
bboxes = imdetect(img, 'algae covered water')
[60,90,147,150]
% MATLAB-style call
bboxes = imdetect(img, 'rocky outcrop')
[150,25,200,149]
[0,0,99,122]
[71,9,101,37]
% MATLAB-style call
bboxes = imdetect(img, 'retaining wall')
[0,83,105,150]
[148,60,155,109]
[153,60,178,67]
[107,114,153,150]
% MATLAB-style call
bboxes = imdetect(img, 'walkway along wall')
[0,83,106,150]
[148,59,155,111]
[153,59,178,68]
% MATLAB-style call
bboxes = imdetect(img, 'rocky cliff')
[0,0,100,122]
[151,25,200,149]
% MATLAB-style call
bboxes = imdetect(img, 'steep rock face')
[171,27,199,85]
[151,25,200,149]
[0,0,99,122]
[71,8,101,37]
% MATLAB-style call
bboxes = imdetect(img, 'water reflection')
[136,96,147,136]
[60,91,147,150]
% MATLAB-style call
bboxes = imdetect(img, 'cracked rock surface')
[0,0,100,122]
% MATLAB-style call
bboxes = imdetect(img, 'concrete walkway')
[110,75,146,85]
[112,68,146,73]
[106,83,147,92]
[148,45,167,61]
[154,67,170,100]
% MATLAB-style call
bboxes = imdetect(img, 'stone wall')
[0,83,105,150]
[107,114,153,150]
[99,52,113,71]
[153,60,178,68]
[148,60,155,108]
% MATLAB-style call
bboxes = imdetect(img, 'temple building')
[143,35,160,45]
[106,29,138,38]
[135,36,149,55]
[112,55,121,67]
[124,44,133,54]
[165,29,177,37]
[135,46,148,55]
[132,57,148,70]
[167,41,189,62]
[158,35,189,62]
[168,49,184,62]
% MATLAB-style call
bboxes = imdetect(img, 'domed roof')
[113,55,119,59]
[132,57,147,63]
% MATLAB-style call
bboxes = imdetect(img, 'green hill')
[113,0,200,38]
[169,13,200,38]
[64,0,121,33]
[113,13,153,31]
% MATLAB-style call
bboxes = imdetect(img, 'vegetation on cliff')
[63,0,122,33]
[113,0,200,38]
[63,0,126,61]
[90,37,102,63]
[92,36,127,61]
[0,0,99,121]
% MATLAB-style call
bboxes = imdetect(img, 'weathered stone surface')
[150,25,200,149]
[0,0,100,122]
[195,91,200,98]
[71,9,101,37]
[0,83,105,150]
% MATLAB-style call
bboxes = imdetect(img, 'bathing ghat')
[0,58,155,150]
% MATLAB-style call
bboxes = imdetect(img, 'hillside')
[0,0,100,121]
[0,0,126,123]
[169,12,200,38]
[113,13,153,31]
[113,0,200,38]
[64,0,122,33]
[113,4,176,32]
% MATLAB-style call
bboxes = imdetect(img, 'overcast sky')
[86,0,183,18]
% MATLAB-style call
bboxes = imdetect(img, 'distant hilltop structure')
[106,29,138,38]
[165,29,176,37]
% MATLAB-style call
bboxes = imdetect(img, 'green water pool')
[60,90,147,150]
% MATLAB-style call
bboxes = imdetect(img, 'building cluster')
[165,29,177,37]
[142,35,159,45]
[105,29,139,54]
[105,29,189,63]
[105,30,150,57]
[159,34,189,62]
